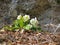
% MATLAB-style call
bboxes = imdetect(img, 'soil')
[0,30,60,45]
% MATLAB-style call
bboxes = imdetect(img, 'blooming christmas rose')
[30,17,39,27]
[23,15,30,22]
[17,15,22,19]
[27,24,32,28]
[24,24,32,30]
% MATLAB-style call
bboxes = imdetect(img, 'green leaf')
[23,24,32,30]
[13,20,19,25]
[24,20,30,26]
[4,26,13,31]
[13,20,20,29]
[31,27,36,31]
[18,19,24,28]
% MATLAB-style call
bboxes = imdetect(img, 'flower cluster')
[23,15,30,22]
[17,15,22,19]
[17,14,30,22]
[17,14,39,29]
[4,14,41,31]
[30,17,39,27]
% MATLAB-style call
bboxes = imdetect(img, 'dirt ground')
[0,30,60,45]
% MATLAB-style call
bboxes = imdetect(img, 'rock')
[16,0,50,18]
[0,0,51,28]
[38,0,60,33]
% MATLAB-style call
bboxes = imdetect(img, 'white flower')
[23,15,30,22]
[24,24,32,30]
[27,24,32,28]
[30,17,39,26]
[17,15,22,19]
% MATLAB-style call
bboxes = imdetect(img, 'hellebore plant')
[30,17,39,27]
[4,14,41,32]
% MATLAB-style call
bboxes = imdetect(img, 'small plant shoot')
[4,14,41,32]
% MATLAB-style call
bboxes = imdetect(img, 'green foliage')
[23,24,32,30]
[4,14,42,32]
[31,26,41,32]
[4,26,13,31]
